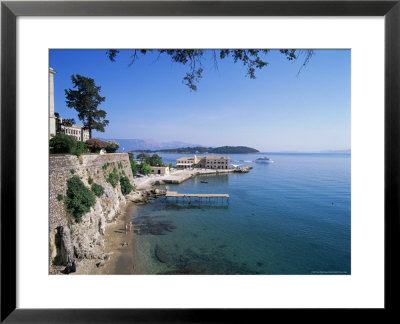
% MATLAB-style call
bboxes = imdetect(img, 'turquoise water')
[131,153,351,275]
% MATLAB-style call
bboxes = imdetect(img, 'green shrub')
[106,140,120,153]
[106,167,119,188]
[57,194,64,201]
[49,133,88,157]
[64,175,96,223]
[73,141,89,157]
[139,162,152,175]
[148,154,165,167]
[49,134,77,154]
[120,176,133,195]
[88,176,93,185]
[129,157,138,176]
[91,183,105,197]
[70,169,75,174]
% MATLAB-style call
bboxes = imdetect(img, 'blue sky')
[50,49,350,152]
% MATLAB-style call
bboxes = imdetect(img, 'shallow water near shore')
[130,153,351,275]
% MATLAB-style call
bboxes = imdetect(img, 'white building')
[176,155,230,169]
[175,155,202,169]
[151,166,170,175]
[58,120,90,142]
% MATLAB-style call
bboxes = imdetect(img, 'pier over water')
[165,191,230,205]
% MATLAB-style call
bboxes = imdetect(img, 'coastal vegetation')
[50,134,121,156]
[65,175,96,223]
[138,162,152,175]
[128,153,138,176]
[105,140,120,153]
[147,154,165,166]
[133,153,168,175]
[91,183,105,197]
[134,146,260,154]
[65,74,109,138]
[49,133,89,156]
[106,168,120,188]
[119,176,133,195]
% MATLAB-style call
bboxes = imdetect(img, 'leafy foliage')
[91,183,105,197]
[65,176,96,223]
[139,162,152,175]
[60,118,76,127]
[64,74,109,138]
[86,138,108,153]
[49,134,77,154]
[106,140,120,153]
[134,153,165,167]
[119,176,133,195]
[128,154,138,176]
[106,168,120,188]
[147,154,165,167]
[107,49,314,91]
[74,141,89,156]
[136,153,149,161]
[49,133,88,156]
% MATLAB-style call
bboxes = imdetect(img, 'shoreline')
[73,201,139,275]
[75,167,251,274]
[132,167,251,190]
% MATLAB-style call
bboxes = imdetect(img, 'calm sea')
[130,153,351,275]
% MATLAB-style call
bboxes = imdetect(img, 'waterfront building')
[176,155,230,169]
[204,156,230,169]
[151,166,170,175]
[176,155,202,169]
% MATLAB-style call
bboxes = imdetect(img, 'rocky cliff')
[49,153,135,270]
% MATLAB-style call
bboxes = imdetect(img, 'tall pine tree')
[65,74,109,139]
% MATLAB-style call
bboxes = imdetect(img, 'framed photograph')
[1,0,399,322]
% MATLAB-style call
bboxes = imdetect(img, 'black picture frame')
[1,0,399,322]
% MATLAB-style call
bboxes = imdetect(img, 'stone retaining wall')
[49,153,134,269]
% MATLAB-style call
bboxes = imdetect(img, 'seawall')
[49,153,134,270]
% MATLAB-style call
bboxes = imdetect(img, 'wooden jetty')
[165,191,229,204]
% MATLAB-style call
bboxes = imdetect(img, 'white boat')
[255,157,274,163]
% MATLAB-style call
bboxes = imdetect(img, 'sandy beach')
[73,201,139,275]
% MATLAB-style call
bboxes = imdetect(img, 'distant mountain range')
[99,138,202,152]
[99,138,259,154]
[142,146,260,154]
